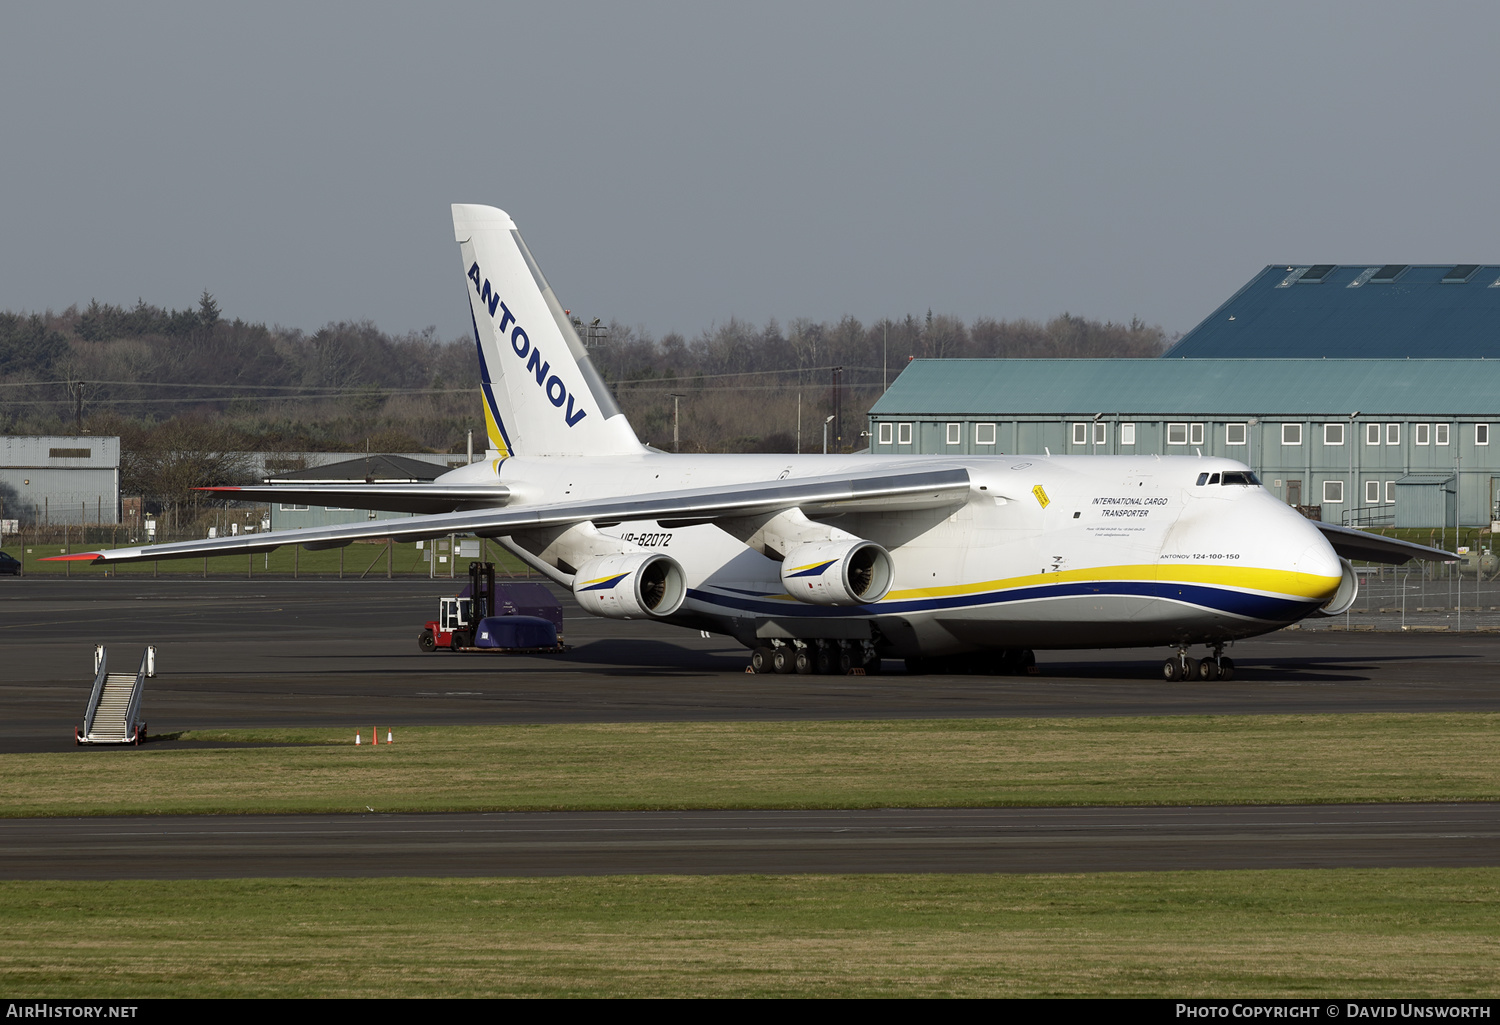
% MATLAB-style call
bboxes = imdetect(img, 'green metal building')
[867,359,1500,529]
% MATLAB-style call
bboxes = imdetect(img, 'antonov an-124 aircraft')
[55,204,1452,679]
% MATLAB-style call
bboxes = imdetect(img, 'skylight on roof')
[1370,264,1407,282]
[1443,265,1481,283]
[1298,264,1336,282]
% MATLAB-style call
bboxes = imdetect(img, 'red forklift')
[419,562,567,653]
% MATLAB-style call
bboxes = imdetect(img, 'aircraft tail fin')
[453,204,642,458]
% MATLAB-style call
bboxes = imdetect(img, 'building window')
[1167,423,1188,445]
[278,504,309,512]
[1190,423,1205,446]
[878,423,893,445]
[1365,480,1380,505]
[1415,423,1430,446]
[1323,480,1344,504]
[1094,422,1107,445]
[1226,423,1247,446]
[897,423,912,445]
[1120,423,1136,446]
[1385,481,1396,504]
[1386,423,1400,445]
[1073,423,1089,445]
[975,423,996,446]
[1324,423,1345,446]
[1436,424,1450,445]
[946,423,961,445]
[1478,425,1490,446]
[1366,423,1381,446]
[1282,424,1303,446]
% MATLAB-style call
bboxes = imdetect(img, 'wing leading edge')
[1313,521,1454,564]
[50,467,973,564]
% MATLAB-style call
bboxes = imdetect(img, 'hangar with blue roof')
[1164,264,1500,359]
[868,263,1500,530]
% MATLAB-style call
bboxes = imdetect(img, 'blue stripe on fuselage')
[687,579,1318,623]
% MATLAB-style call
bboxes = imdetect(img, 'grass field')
[2,869,1497,997]
[9,714,1498,996]
[7,713,1498,817]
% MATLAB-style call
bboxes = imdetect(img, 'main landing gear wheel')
[794,648,814,674]
[1163,653,1198,681]
[1218,657,1235,681]
[750,646,774,674]
[771,646,794,674]
[815,644,840,675]
[1197,657,1219,682]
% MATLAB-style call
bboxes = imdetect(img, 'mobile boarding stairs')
[76,645,154,745]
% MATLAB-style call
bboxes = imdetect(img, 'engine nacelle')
[1311,558,1359,617]
[572,552,687,620]
[780,540,894,606]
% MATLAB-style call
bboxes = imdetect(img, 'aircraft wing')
[199,483,512,515]
[51,466,973,565]
[1314,522,1455,564]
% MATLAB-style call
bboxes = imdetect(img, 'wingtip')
[41,553,104,563]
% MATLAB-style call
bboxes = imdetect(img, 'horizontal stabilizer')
[1314,522,1454,564]
[199,483,511,515]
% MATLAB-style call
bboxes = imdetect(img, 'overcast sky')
[4,2,1498,344]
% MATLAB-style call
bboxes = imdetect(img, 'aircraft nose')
[1297,539,1343,599]
[1279,506,1343,600]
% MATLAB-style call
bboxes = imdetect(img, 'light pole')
[822,415,835,455]
[669,393,684,453]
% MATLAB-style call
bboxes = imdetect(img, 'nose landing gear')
[1162,644,1235,682]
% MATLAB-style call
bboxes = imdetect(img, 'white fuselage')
[438,451,1344,658]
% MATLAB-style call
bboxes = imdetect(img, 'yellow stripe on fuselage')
[886,563,1340,603]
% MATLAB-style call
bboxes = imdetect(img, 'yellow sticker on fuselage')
[1032,484,1050,508]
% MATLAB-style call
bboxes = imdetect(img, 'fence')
[1298,560,1500,632]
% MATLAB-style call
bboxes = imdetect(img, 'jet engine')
[780,540,894,606]
[1311,557,1359,617]
[572,552,687,620]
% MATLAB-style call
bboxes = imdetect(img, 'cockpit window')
[1196,472,1209,486]
[1208,472,1221,485]
[1220,471,1259,486]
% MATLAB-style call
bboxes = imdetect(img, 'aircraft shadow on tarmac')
[555,640,749,674]
[547,644,1471,683]
[256,638,1474,683]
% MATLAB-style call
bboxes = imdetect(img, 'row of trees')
[1,296,1169,464]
